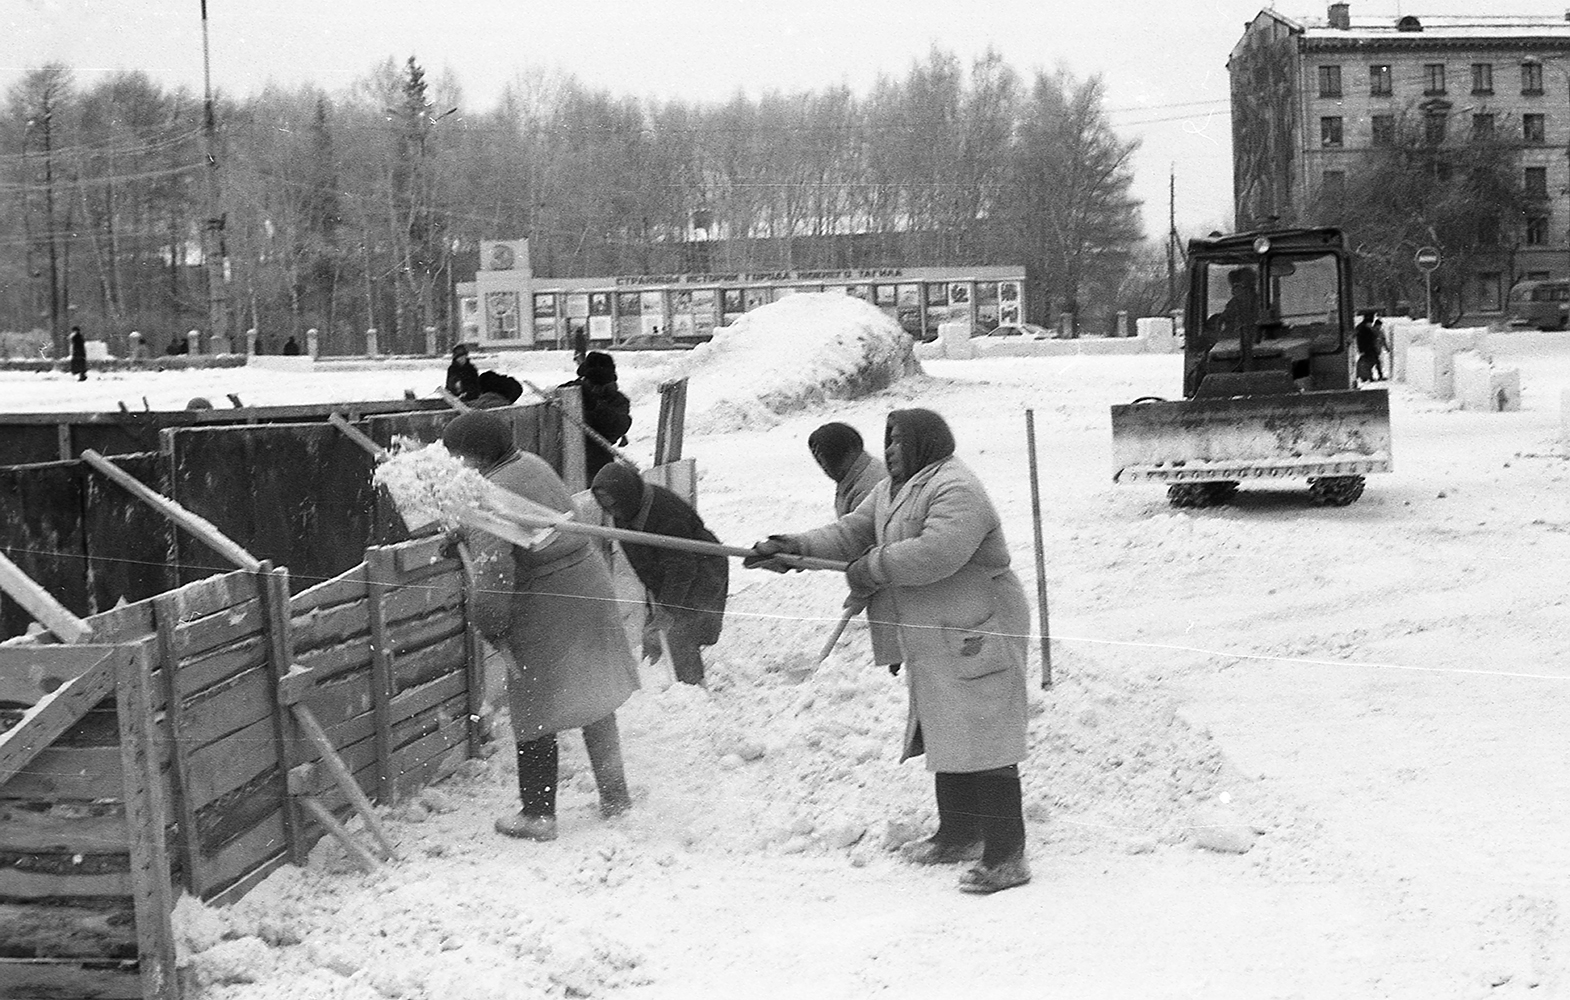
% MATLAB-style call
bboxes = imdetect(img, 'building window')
[1322,171,1346,203]
[1424,64,1446,95]
[1471,63,1493,95]
[1318,65,1342,98]
[1523,61,1544,95]
[1424,113,1448,146]
[1371,114,1396,146]
[1473,272,1503,313]
[1526,166,1548,198]
[1524,113,1546,144]
[1321,116,1344,147]
[1473,114,1495,141]
[1370,64,1392,96]
[1526,216,1549,245]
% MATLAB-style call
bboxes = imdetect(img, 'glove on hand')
[742,534,802,571]
[844,555,878,596]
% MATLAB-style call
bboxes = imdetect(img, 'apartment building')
[1231,5,1570,313]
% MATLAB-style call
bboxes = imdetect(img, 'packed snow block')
[1453,351,1521,412]
[1386,321,1430,382]
[938,321,974,359]
[1404,343,1438,396]
[1137,316,1179,354]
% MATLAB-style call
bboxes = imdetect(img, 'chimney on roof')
[1328,3,1350,30]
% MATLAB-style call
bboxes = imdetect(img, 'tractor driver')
[1214,267,1261,347]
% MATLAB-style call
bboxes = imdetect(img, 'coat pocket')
[940,613,1010,680]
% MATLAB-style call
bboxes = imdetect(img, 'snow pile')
[664,294,922,434]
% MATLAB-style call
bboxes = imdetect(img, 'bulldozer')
[1111,226,1391,507]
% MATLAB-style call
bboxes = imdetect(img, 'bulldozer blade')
[1111,389,1392,483]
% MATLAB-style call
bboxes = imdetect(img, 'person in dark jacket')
[560,351,632,483]
[591,463,728,686]
[747,408,1032,894]
[808,422,887,517]
[282,335,301,356]
[443,411,639,842]
[68,326,88,381]
[473,369,525,409]
[446,344,482,402]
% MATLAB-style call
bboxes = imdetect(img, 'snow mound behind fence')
[666,294,922,434]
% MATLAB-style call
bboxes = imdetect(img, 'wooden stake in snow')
[79,449,264,572]
[1026,409,1053,688]
[0,550,92,643]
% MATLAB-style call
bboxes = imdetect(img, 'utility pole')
[200,0,229,353]
[40,110,61,354]
[1166,165,1178,312]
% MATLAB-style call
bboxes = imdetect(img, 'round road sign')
[1415,246,1442,271]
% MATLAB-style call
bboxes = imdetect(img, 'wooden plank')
[197,807,290,904]
[81,452,176,623]
[289,595,369,653]
[388,672,466,730]
[327,412,387,460]
[80,450,263,572]
[459,547,485,757]
[383,570,462,625]
[389,692,467,757]
[153,593,202,896]
[0,649,119,788]
[0,746,129,800]
[0,645,120,705]
[195,767,283,857]
[296,795,379,872]
[176,665,273,752]
[391,534,450,575]
[0,801,128,853]
[183,715,277,812]
[257,566,304,866]
[203,851,287,908]
[0,550,93,644]
[291,638,371,688]
[0,899,137,958]
[0,959,142,1000]
[0,863,132,899]
[171,597,263,660]
[391,723,469,798]
[387,603,465,655]
[290,565,368,616]
[365,552,395,803]
[165,634,269,705]
[391,635,466,694]
[113,641,176,1000]
[77,598,155,645]
[285,667,373,727]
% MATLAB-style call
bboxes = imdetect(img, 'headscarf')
[591,462,646,526]
[885,408,956,491]
[807,422,863,472]
[441,411,517,469]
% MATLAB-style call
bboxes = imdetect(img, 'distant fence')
[0,403,566,641]
[0,534,483,1000]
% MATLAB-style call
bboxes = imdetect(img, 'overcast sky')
[5,0,1569,241]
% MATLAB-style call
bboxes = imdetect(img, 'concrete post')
[425,325,438,357]
[365,327,379,357]
[245,327,259,355]
[1058,312,1075,339]
[306,327,320,359]
[1116,310,1130,338]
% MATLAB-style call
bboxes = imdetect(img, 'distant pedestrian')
[1354,310,1388,383]
[282,336,301,356]
[442,411,639,841]
[559,351,632,484]
[68,326,87,381]
[446,344,482,402]
[591,463,729,687]
[747,408,1033,894]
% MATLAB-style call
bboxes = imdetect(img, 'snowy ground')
[6,303,1570,999]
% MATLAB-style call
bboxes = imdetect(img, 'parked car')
[975,322,1054,340]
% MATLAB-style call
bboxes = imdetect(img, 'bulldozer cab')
[1184,229,1353,398]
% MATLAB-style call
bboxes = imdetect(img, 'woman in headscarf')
[590,463,728,686]
[747,408,1032,893]
[442,411,640,841]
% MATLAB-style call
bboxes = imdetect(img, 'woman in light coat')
[443,411,640,841]
[749,408,1032,893]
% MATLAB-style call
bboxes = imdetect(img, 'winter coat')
[834,451,887,518]
[446,360,482,401]
[464,450,639,740]
[69,331,87,376]
[593,464,728,646]
[794,456,1030,773]
[566,378,632,481]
